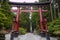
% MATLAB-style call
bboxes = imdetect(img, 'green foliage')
[20,12,30,29]
[48,19,60,35]
[0,10,7,28]
[20,12,39,32]
[19,27,26,35]
[0,0,14,29]
[53,31,60,35]
[32,12,39,29]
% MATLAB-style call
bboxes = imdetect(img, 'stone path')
[5,33,57,40]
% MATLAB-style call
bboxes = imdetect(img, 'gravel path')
[5,33,57,40]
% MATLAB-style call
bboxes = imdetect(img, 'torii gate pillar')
[11,7,20,39]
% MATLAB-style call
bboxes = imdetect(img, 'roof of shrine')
[8,1,50,6]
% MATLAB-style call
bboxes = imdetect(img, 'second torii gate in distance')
[9,1,50,40]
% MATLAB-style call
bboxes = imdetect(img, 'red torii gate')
[9,1,50,40]
[11,7,50,40]
[11,6,48,34]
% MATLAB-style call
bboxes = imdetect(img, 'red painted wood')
[12,17,17,32]
[43,17,48,35]
[11,10,48,12]
[39,8,44,32]
[15,7,20,32]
